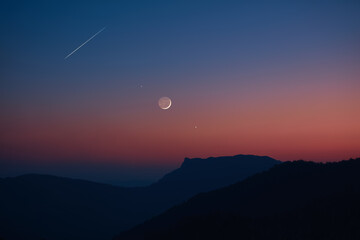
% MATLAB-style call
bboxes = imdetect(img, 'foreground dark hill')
[0,154,278,240]
[0,174,139,240]
[117,158,360,240]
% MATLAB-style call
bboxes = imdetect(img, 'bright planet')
[158,97,172,110]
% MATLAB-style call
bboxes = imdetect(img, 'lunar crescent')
[158,97,172,110]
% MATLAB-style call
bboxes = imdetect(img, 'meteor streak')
[64,27,106,59]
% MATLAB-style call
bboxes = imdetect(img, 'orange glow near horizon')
[1,72,359,165]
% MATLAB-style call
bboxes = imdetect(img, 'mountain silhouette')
[116,158,360,240]
[154,155,278,193]
[0,154,278,240]
[143,155,279,212]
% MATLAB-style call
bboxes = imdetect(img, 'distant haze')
[0,157,175,186]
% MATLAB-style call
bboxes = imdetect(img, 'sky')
[1,0,359,185]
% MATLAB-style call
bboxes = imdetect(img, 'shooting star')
[64,26,106,59]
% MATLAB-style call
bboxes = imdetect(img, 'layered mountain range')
[116,158,360,240]
[0,155,279,240]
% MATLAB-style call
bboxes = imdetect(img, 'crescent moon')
[158,97,172,110]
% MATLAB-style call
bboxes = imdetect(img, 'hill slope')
[143,155,279,211]
[0,154,278,240]
[117,158,360,240]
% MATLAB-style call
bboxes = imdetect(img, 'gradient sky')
[1,0,359,185]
